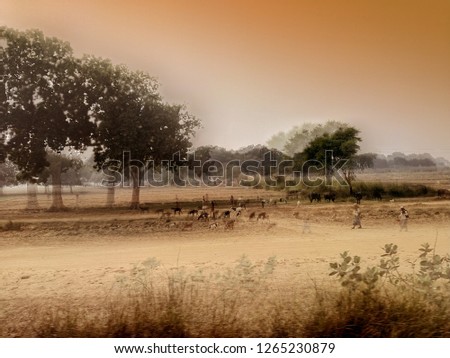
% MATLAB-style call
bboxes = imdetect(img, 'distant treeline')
[373,152,449,169]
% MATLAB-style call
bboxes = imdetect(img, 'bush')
[304,243,450,337]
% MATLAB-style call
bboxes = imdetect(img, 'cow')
[354,192,363,205]
[188,209,198,216]
[323,192,336,202]
[172,207,182,215]
[437,189,449,198]
[198,212,209,221]
[257,212,269,222]
[209,222,219,230]
[221,210,231,219]
[309,192,321,203]
[248,211,256,221]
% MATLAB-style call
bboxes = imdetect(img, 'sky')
[1,0,450,158]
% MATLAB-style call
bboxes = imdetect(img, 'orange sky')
[2,0,450,157]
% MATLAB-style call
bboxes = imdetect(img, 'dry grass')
[1,257,312,338]
[2,251,449,338]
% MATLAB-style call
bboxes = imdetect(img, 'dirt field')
[1,184,449,336]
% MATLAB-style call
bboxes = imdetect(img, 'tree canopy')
[0,27,94,182]
[0,26,200,209]
[267,120,349,156]
[83,56,200,207]
[300,126,364,192]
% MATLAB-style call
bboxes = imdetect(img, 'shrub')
[304,243,450,337]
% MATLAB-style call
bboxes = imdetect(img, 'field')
[1,175,450,337]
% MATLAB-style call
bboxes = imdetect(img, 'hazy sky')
[2,0,450,158]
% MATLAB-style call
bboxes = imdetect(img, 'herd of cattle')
[307,191,365,204]
[139,187,449,231]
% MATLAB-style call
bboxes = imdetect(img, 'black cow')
[221,210,231,219]
[309,192,321,203]
[354,192,363,204]
[324,192,336,202]
[172,207,182,215]
[437,189,449,198]
[198,212,209,221]
[188,209,198,216]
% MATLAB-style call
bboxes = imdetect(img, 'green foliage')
[84,56,200,207]
[0,27,94,181]
[350,182,434,199]
[330,243,450,294]
[1,27,201,208]
[305,243,450,337]
[300,126,362,191]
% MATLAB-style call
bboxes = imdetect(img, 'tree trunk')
[130,167,140,209]
[343,171,353,195]
[26,182,40,210]
[106,185,115,207]
[49,160,66,211]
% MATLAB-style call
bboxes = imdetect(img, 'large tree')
[0,27,94,210]
[301,126,362,193]
[84,57,200,208]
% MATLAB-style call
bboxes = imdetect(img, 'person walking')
[399,206,409,232]
[352,204,362,229]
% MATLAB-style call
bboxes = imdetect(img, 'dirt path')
[1,219,448,301]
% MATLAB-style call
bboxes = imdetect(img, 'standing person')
[399,206,409,232]
[351,204,362,229]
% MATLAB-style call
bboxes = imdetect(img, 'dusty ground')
[0,185,449,336]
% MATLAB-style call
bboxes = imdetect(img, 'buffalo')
[354,192,363,204]
[324,192,336,202]
[308,192,321,203]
